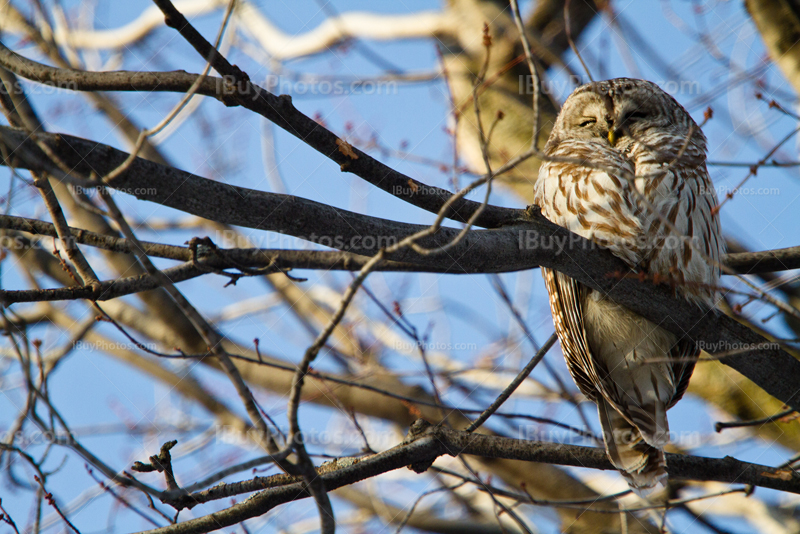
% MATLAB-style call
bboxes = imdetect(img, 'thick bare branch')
[2,127,800,413]
[138,421,800,534]
[0,214,793,280]
[0,1,452,60]
[0,42,517,229]
[746,0,800,94]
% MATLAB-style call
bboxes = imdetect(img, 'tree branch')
[139,421,800,534]
[746,0,800,95]
[0,213,794,280]
[0,1,452,61]
[2,128,800,413]
[0,42,518,228]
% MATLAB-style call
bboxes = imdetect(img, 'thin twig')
[465,334,557,432]
[565,0,593,82]
[715,408,797,432]
[509,0,542,150]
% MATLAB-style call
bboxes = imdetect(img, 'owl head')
[545,78,705,159]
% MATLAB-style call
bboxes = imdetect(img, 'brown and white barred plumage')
[533,78,722,490]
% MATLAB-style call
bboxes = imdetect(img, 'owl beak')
[607,129,618,146]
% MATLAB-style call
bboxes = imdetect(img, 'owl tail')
[597,398,667,493]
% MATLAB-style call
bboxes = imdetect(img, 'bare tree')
[1,1,799,533]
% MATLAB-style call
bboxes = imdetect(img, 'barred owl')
[533,78,722,490]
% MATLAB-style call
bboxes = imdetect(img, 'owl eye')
[578,117,597,127]
[624,110,649,121]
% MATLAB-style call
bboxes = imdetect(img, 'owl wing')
[668,338,697,409]
[541,267,599,401]
[632,158,712,408]
[534,142,649,417]
[634,158,723,306]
